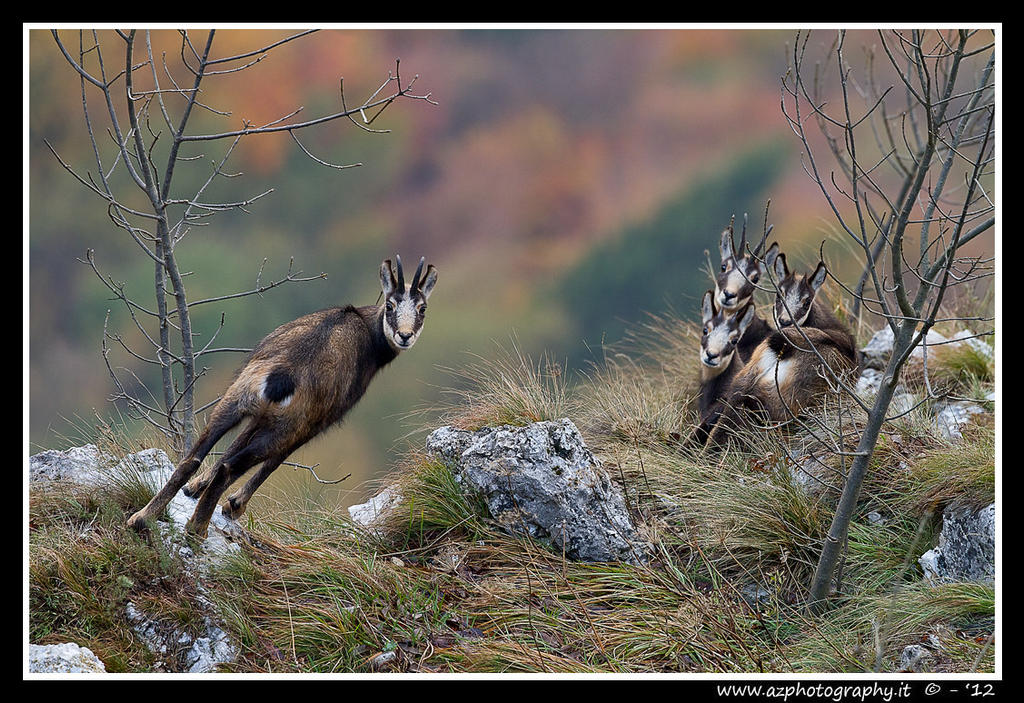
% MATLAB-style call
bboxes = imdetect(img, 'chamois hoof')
[184,518,210,540]
[182,479,205,498]
[126,511,151,532]
[221,497,246,521]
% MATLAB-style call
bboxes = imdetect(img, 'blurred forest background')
[27,27,996,508]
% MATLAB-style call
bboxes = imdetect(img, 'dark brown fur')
[687,294,757,448]
[127,257,436,537]
[772,254,858,368]
[704,326,858,447]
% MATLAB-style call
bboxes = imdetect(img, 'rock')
[29,444,112,486]
[948,330,994,363]
[424,425,478,461]
[426,419,650,564]
[889,389,918,416]
[860,326,896,371]
[348,485,402,530]
[28,642,107,673]
[30,445,241,672]
[919,503,995,584]
[899,643,932,672]
[859,325,977,371]
[125,600,237,673]
[866,511,887,526]
[934,401,985,441]
[910,329,950,362]
[368,650,397,670]
[856,367,884,397]
[29,444,243,558]
[855,367,917,414]
[739,583,772,610]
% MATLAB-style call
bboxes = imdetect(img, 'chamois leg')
[705,393,764,448]
[684,408,723,449]
[182,402,244,497]
[222,453,290,520]
[185,446,264,537]
[127,407,241,531]
[182,422,266,537]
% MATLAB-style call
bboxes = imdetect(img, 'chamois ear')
[380,259,397,296]
[774,252,789,281]
[701,290,715,325]
[419,264,438,300]
[736,302,756,335]
[719,228,734,262]
[762,242,780,273]
[809,261,828,292]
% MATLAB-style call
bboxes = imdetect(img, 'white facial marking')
[717,260,757,310]
[278,394,293,408]
[777,277,811,327]
[702,323,737,369]
[385,292,423,350]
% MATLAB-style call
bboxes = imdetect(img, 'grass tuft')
[435,340,578,431]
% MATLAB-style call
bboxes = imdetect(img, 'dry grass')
[433,340,579,431]
[29,301,996,674]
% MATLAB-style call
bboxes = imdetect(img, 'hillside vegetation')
[28,286,995,674]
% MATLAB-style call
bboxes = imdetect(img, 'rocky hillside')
[27,317,995,674]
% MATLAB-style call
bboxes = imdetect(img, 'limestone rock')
[348,485,402,530]
[125,600,237,674]
[29,445,243,557]
[919,503,995,584]
[934,401,985,441]
[28,642,107,673]
[426,419,650,564]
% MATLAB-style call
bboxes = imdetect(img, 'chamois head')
[714,215,779,312]
[379,255,438,351]
[772,253,827,329]
[700,290,755,376]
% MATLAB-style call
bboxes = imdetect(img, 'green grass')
[28,479,205,672]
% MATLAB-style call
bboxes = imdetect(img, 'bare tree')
[47,29,436,455]
[779,29,995,612]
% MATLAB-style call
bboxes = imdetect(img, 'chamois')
[685,291,757,447]
[704,325,858,448]
[771,253,857,367]
[702,256,858,447]
[127,255,438,537]
[714,216,780,364]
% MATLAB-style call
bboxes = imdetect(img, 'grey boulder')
[426,419,650,564]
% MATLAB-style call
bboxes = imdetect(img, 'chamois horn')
[409,256,426,294]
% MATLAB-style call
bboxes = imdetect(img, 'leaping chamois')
[127,255,438,537]
[714,215,780,364]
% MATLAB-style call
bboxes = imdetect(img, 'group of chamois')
[690,216,858,448]
[128,220,858,539]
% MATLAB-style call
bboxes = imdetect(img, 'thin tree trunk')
[808,318,919,612]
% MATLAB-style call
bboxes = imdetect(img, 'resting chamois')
[685,291,757,447]
[771,253,857,366]
[705,259,857,447]
[127,255,438,537]
[714,217,780,363]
